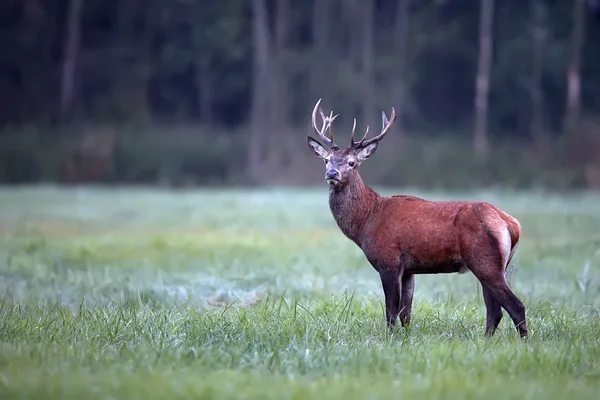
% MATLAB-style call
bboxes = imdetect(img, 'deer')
[306,99,527,338]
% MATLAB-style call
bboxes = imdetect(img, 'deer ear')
[356,142,378,162]
[307,137,329,159]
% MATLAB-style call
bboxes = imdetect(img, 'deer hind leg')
[490,226,527,338]
[468,257,527,337]
[464,245,528,338]
[399,274,414,327]
[457,208,527,338]
[467,258,528,338]
[482,285,503,336]
[481,277,527,338]
[379,269,401,329]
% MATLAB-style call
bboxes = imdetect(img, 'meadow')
[1,185,600,399]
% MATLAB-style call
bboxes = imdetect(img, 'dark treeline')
[2,0,600,189]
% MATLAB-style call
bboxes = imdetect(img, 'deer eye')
[348,160,355,167]
[324,159,328,164]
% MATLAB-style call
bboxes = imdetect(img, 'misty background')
[2,0,600,190]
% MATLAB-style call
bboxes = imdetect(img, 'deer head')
[306,99,396,188]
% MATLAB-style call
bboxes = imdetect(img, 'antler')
[311,98,339,149]
[350,108,397,149]
[349,118,370,148]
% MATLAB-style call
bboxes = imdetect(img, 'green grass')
[1,185,600,399]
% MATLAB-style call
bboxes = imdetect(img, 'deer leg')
[482,279,527,338]
[379,269,401,329]
[454,206,528,338]
[399,273,414,327]
[468,261,527,338]
[482,285,503,336]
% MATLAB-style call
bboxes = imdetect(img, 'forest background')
[2,0,600,190]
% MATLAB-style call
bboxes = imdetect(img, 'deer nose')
[326,169,339,179]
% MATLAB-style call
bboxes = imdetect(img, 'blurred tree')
[0,0,599,160]
[474,0,494,158]
[274,0,290,129]
[248,0,271,184]
[59,0,83,119]
[361,0,375,127]
[311,0,331,105]
[564,0,587,136]
[530,0,549,150]
[392,0,410,133]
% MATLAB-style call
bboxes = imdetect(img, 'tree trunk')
[361,0,375,127]
[196,64,213,125]
[59,0,84,119]
[274,0,289,128]
[311,0,330,104]
[563,0,586,136]
[530,0,549,151]
[474,0,494,159]
[113,0,153,121]
[248,0,272,184]
[393,0,410,134]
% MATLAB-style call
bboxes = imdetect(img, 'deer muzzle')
[325,169,340,184]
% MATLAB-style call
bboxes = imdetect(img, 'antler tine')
[311,98,338,149]
[357,108,397,148]
[349,118,357,144]
[357,126,369,147]
[321,109,339,144]
[350,121,370,148]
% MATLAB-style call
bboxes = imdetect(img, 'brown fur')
[307,103,527,338]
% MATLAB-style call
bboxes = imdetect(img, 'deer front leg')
[379,269,401,329]
[399,273,415,327]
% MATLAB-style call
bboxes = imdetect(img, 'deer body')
[330,178,520,276]
[308,99,527,338]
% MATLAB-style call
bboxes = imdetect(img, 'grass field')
[1,185,600,399]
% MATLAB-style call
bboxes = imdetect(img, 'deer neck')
[328,172,380,244]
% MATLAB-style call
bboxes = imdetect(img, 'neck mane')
[328,171,381,244]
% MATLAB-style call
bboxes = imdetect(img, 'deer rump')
[358,196,521,277]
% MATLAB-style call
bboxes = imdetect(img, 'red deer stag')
[306,99,527,338]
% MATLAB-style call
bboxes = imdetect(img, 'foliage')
[2,0,600,188]
[0,0,599,134]
[1,125,598,190]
